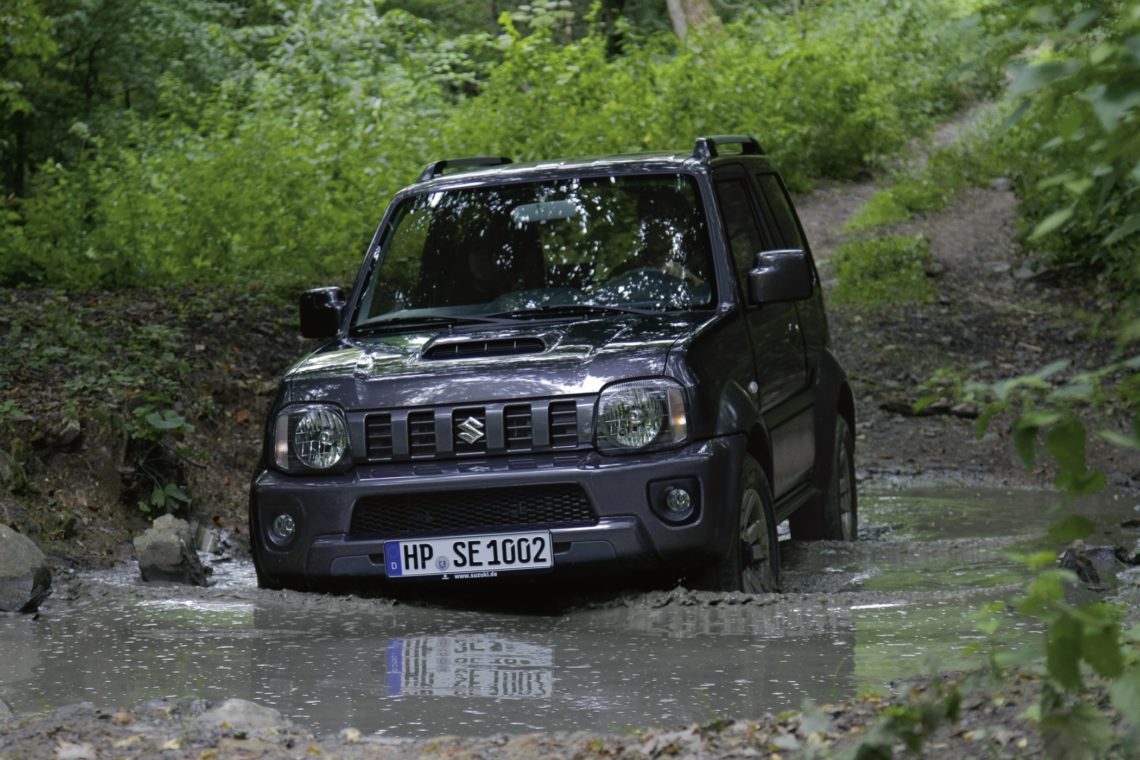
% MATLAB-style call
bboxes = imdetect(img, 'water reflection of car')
[250,136,857,593]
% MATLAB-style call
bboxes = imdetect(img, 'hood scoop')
[422,337,546,361]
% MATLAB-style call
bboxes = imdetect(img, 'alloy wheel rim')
[739,488,770,593]
[837,440,854,541]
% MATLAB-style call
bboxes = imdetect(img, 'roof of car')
[409,135,771,191]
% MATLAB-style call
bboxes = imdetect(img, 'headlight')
[274,404,350,471]
[596,379,688,452]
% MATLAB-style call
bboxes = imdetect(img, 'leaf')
[997,97,1031,134]
[1088,41,1117,65]
[1045,416,1087,475]
[1047,514,1095,541]
[164,483,191,505]
[146,409,187,431]
[1013,421,1039,468]
[1109,665,1140,725]
[1012,549,1064,571]
[1012,410,1061,468]
[1081,621,1122,678]
[1103,213,1140,246]
[1044,417,1106,494]
[1056,468,1105,495]
[1009,61,1074,97]
[1062,177,1094,196]
[1066,9,1103,34]
[1029,206,1075,240]
[1041,704,1111,760]
[993,644,1042,668]
[1078,83,1140,132]
[1100,429,1140,450]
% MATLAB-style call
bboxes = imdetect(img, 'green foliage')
[829,235,935,308]
[846,109,1009,231]
[0,399,33,493]
[918,347,1140,753]
[843,191,912,231]
[0,0,998,290]
[981,0,1140,298]
[843,679,962,759]
[0,292,211,514]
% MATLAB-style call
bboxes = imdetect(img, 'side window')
[714,178,765,287]
[754,173,805,250]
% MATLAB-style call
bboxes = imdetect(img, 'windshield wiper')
[350,315,508,335]
[490,304,654,321]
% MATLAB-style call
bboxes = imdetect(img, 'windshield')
[352,174,714,329]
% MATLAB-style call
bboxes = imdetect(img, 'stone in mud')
[192,699,288,733]
[0,695,14,722]
[0,523,51,613]
[133,514,208,586]
[1058,540,1126,586]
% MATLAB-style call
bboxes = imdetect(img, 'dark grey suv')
[250,136,856,592]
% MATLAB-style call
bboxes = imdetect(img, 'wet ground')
[3,482,1139,740]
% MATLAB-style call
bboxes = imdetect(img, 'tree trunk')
[665,0,721,39]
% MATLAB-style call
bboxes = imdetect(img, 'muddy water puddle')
[2,485,1137,737]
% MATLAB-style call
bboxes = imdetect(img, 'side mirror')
[299,287,346,339]
[748,249,812,304]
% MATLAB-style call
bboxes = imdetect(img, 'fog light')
[270,513,296,544]
[664,487,692,513]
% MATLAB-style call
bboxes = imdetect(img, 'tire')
[790,415,857,541]
[693,454,780,592]
[251,541,306,591]
[252,548,285,590]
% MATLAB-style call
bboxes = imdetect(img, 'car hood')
[283,313,716,408]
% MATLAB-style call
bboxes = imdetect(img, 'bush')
[0,0,1001,291]
[980,0,1140,302]
[845,107,1010,231]
[830,234,936,307]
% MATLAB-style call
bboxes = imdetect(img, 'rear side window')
[754,173,805,250]
[714,178,764,288]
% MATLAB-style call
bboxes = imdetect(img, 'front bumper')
[250,435,745,586]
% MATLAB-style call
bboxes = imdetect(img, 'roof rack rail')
[418,156,512,182]
[692,135,764,161]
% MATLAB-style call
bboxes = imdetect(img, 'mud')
[4,483,1139,746]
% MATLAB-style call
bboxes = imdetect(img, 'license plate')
[383,530,553,579]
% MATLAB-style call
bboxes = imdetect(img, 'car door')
[752,171,828,380]
[712,165,813,498]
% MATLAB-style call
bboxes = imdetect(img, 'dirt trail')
[792,109,1138,490]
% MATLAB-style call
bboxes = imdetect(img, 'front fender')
[809,347,854,489]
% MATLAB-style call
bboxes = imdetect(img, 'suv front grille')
[363,398,588,461]
[349,484,596,538]
[549,400,579,448]
[408,410,437,459]
[504,404,532,451]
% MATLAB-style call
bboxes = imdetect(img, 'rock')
[1119,566,1140,587]
[192,699,287,733]
[0,695,14,722]
[133,515,208,586]
[0,523,52,613]
[0,450,22,491]
[1058,540,1126,585]
[53,417,82,450]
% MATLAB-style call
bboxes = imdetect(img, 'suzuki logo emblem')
[456,416,485,444]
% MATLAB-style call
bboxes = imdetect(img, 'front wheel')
[790,415,857,541]
[692,454,780,592]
